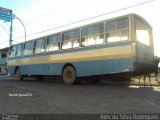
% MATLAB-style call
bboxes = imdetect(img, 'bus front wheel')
[15,68,23,81]
[62,66,77,85]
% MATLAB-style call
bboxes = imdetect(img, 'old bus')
[7,13,158,84]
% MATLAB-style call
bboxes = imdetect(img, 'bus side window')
[62,29,80,50]
[46,34,61,52]
[106,17,129,43]
[72,29,80,48]
[9,46,16,57]
[62,32,72,49]
[23,41,34,55]
[95,24,104,44]
[117,17,129,41]
[81,23,104,46]
[23,43,28,55]
[28,41,34,55]
[16,44,23,56]
[35,38,46,54]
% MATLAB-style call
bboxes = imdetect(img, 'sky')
[0,0,160,56]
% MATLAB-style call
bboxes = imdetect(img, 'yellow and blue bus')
[7,13,158,84]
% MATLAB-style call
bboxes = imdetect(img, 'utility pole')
[9,13,13,47]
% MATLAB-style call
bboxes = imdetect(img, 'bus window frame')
[16,44,23,57]
[81,23,104,47]
[46,34,61,52]
[105,17,129,43]
[34,38,46,54]
[61,29,80,50]
[23,41,34,56]
[9,45,17,58]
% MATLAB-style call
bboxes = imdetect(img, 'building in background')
[0,47,8,75]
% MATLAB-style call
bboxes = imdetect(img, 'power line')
[13,0,31,11]
[14,0,156,40]
[0,25,9,35]
[5,0,29,10]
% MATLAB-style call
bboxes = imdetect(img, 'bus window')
[117,18,129,41]
[62,29,80,49]
[106,17,129,43]
[72,29,80,48]
[81,23,104,46]
[106,20,116,32]
[136,18,150,46]
[9,46,16,57]
[35,38,46,54]
[23,41,34,55]
[62,32,72,49]
[16,44,23,57]
[46,34,61,52]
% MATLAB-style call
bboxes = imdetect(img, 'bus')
[7,13,158,85]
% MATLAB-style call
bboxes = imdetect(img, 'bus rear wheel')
[15,68,23,81]
[63,66,77,85]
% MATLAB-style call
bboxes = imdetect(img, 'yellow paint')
[8,45,135,66]
[8,53,133,66]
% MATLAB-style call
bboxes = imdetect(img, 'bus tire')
[62,66,77,85]
[15,68,23,81]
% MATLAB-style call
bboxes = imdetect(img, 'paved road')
[0,76,160,114]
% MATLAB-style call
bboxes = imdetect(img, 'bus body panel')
[133,42,157,74]
[8,57,133,77]
[132,15,158,74]
[8,41,135,76]
[74,58,133,76]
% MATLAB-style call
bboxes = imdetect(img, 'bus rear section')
[133,15,158,75]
